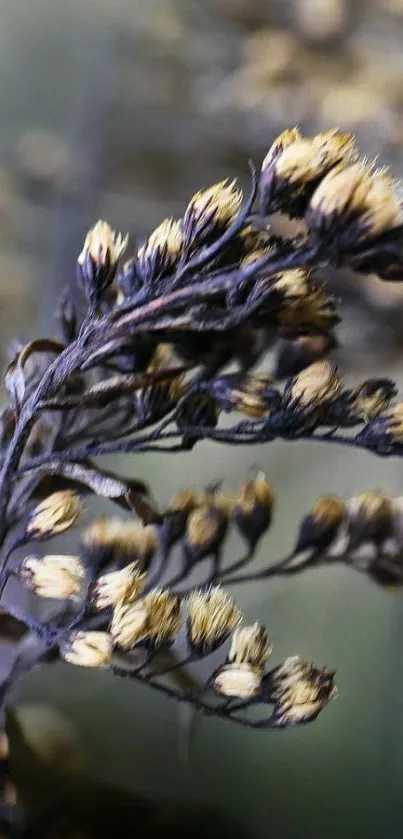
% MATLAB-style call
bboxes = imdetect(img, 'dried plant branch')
[1,126,403,835]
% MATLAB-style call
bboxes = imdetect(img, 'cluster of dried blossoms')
[1,126,403,835]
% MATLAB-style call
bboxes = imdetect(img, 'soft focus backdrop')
[2,1,403,837]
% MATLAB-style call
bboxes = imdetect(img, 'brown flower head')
[284,361,342,413]
[92,561,146,610]
[183,179,242,244]
[228,623,273,669]
[233,472,275,550]
[143,588,182,646]
[270,656,337,727]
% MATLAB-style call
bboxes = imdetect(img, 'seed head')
[284,361,342,411]
[185,504,229,560]
[62,631,112,668]
[82,518,158,570]
[78,220,128,269]
[21,555,84,601]
[27,491,82,539]
[110,600,149,650]
[260,128,355,215]
[270,656,337,727]
[228,623,273,669]
[347,490,394,546]
[349,379,397,422]
[187,586,242,654]
[92,561,146,610]
[214,663,262,699]
[137,218,183,279]
[294,495,346,555]
[382,402,403,443]
[183,179,242,242]
[143,588,181,646]
[233,473,275,550]
[308,163,403,243]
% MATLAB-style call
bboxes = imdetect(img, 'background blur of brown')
[3,2,403,838]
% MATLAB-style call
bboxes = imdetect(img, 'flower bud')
[182,179,242,245]
[283,361,342,413]
[161,488,204,553]
[137,218,183,282]
[82,518,158,572]
[349,379,397,423]
[77,220,128,302]
[27,491,82,539]
[92,561,146,610]
[21,555,84,601]
[187,586,242,655]
[210,374,273,419]
[347,491,394,548]
[233,472,275,550]
[307,163,403,247]
[214,663,262,699]
[293,495,346,555]
[185,504,229,561]
[143,588,181,646]
[260,128,355,216]
[269,656,337,727]
[228,623,273,668]
[62,631,112,668]
[110,600,149,650]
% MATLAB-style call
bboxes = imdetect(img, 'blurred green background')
[2,0,403,836]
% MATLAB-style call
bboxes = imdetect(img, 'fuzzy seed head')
[350,379,396,422]
[349,490,393,527]
[229,623,273,668]
[384,403,403,442]
[138,218,183,268]
[185,505,228,555]
[187,586,242,654]
[78,220,128,268]
[236,473,274,515]
[186,179,242,230]
[231,374,272,418]
[21,555,84,601]
[273,129,355,184]
[271,656,337,725]
[92,562,146,610]
[62,631,112,668]
[82,518,158,566]
[110,600,149,650]
[274,268,311,299]
[167,488,204,514]
[311,496,346,529]
[214,663,262,699]
[28,491,82,539]
[143,588,181,645]
[262,127,301,171]
[287,361,341,408]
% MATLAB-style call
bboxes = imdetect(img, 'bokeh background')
[2,0,403,836]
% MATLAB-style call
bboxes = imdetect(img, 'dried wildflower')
[161,487,204,553]
[110,600,149,650]
[283,361,342,414]
[61,631,112,668]
[137,218,183,280]
[270,656,337,727]
[27,490,82,539]
[229,623,273,668]
[308,163,403,247]
[143,588,181,646]
[183,179,242,244]
[187,586,242,654]
[260,128,355,215]
[210,374,273,419]
[21,554,84,601]
[233,472,275,550]
[214,663,262,699]
[347,490,394,547]
[382,403,403,443]
[92,561,146,610]
[349,379,397,423]
[77,220,128,301]
[82,518,158,571]
[294,496,346,555]
[185,504,229,561]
